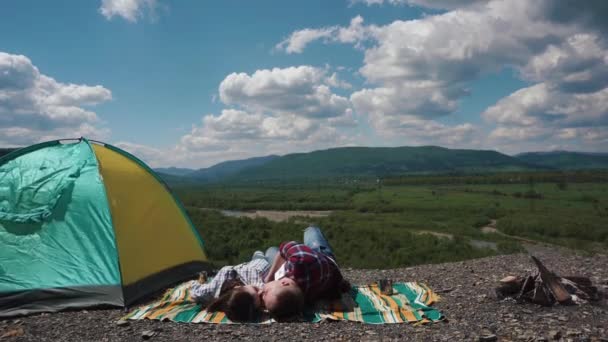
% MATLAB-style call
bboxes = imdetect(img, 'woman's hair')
[267,286,305,320]
[205,279,260,322]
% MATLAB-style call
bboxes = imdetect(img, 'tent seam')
[85,138,128,307]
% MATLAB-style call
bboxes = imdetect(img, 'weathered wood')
[496,255,601,306]
[531,256,571,303]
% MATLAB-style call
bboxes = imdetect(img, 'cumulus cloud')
[88,0,608,166]
[536,0,608,34]
[485,85,608,127]
[351,82,465,119]
[99,0,158,22]
[219,66,351,119]
[122,65,361,168]
[482,83,608,153]
[362,105,478,146]
[164,107,357,168]
[276,16,377,54]
[0,52,112,146]
[279,3,572,121]
[349,0,485,10]
[325,72,353,89]
[275,27,336,54]
[520,34,608,94]
[181,109,331,148]
[278,0,608,152]
[481,30,608,151]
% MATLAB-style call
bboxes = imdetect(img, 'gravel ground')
[2,244,607,341]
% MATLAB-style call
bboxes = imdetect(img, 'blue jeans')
[304,226,335,259]
[251,250,266,261]
[252,247,279,263]
[263,246,279,264]
[262,226,335,263]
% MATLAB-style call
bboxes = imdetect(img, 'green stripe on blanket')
[124,280,443,324]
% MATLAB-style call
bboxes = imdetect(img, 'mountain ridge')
[150,147,608,184]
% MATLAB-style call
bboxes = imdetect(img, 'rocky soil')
[1,244,607,341]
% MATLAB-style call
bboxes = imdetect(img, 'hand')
[265,253,285,283]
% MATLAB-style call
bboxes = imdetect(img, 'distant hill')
[0,148,18,159]
[154,167,195,177]
[155,172,200,186]
[189,155,279,182]
[516,151,608,170]
[225,146,538,182]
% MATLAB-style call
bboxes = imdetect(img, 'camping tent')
[0,139,210,317]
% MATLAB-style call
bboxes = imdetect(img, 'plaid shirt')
[279,241,343,301]
[190,258,269,304]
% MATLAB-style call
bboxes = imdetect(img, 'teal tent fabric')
[0,141,122,310]
[0,145,85,223]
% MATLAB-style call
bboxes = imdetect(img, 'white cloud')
[363,107,478,146]
[278,0,608,153]
[99,0,158,22]
[0,52,112,146]
[166,102,360,168]
[275,27,336,54]
[219,66,351,119]
[349,0,485,10]
[520,34,608,94]
[82,0,608,167]
[325,72,353,90]
[122,65,362,168]
[483,82,608,153]
[328,109,358,128]
[276,16,377,54]
[278,4,573,121]
[113,141,178,167]
[484,84,608,136]
[181,109,322,147]
[351,82,463,119]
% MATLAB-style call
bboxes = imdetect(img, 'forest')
[175,170,608,268]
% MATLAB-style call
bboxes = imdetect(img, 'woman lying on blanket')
[190,251,270,322]
[262,226,350,318]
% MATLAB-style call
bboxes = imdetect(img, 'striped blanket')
[124,280,443,324]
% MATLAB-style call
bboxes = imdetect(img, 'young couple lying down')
[190,226,350,322]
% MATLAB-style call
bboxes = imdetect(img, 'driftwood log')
[495,255,601,306]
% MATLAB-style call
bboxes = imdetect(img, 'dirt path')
[480,219,543,245]
[201,208,333,222]
[481,219,499,234]
[414,230,454,239]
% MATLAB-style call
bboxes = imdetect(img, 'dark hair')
[267,286,305,320]
[205,280,260,322]
[321,278,351,301]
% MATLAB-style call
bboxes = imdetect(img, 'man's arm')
[264,252,285,283]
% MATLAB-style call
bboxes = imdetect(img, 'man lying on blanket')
[190,226,349,321]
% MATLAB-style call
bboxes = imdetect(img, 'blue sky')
[0,0,606,167]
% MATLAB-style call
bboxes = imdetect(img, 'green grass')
[179,178,608,269]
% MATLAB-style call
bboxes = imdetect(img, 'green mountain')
[225,146,537,182]
[188,155,279,182]
[516,151,608,170]
[154,167,196,177]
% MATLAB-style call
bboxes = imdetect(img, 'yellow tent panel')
[93,144,207,301]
